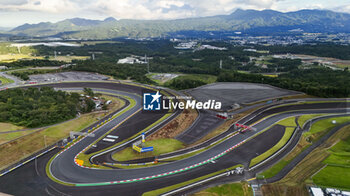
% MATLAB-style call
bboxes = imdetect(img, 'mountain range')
[7,9,350,39]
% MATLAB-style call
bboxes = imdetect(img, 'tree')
[83,88,95,97]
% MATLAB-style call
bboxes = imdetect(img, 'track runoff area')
[0,81,349,195]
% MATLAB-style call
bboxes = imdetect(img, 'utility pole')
[44,135,47,147]
[89,52,96,60]
[146,54,150,73]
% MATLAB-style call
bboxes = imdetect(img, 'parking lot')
[29,71,109,83]
[186,82,301,110]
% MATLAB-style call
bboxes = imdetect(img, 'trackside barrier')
[61,117,114,169]
[0,146,57,177]
[61,103,138,169]
[0,83,151,176]
[104,161,157,167]
[71,108,141,168]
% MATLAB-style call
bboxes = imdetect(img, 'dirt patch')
[283,135,312,162]
[147,109,198,141]
[261,184,308,196]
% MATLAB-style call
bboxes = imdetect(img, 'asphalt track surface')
[179,116,350,196]
[100,101,349,165]
[176,109,224,144]
[186,82,301,109]
[0,82,349,196]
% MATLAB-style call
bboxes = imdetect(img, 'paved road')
[0,81,348,196]
[169,115,350,196]
[50,105,350,184]
[99,101,349,166]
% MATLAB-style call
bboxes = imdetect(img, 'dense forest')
[69,61,155,84]
[217,68,350,97]
[0,87,95,127]
[257,44,350,60]
[0,59,65,69]
[1,40,349,97]
[165,78,206,90]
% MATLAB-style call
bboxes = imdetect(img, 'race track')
[0,81,349,196]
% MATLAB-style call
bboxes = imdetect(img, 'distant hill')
[9,9,350,39]
[0,26,12,31]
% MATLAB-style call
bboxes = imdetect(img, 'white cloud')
[0,0,28,6]
[334,4,350,14]
[0,0,286,19]
[0,0,349,26]
[0,0,78,13]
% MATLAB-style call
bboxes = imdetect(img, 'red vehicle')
[235,123,257,133]
[216,113,228,119]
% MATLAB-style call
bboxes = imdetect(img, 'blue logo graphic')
[143,91,162,111]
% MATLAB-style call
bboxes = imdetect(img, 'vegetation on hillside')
[0,87,95,127]
[0,59,65,69]
[217,68,350,97]
[0,40,349,97]
[7,9,350,39]
[10,69,59,80]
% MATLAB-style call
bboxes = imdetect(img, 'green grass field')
[0,54,42,63]
[263,74,278,78]
[261,125,350,196]
[323,154,350,166]
[312,134,350,189]
[312,166,350,190]
[0,112,106,170]
[0,76,14,85]
[0,129,39,145]
[298,114,327,128]
[147,73,217,86]
[258,159,291,179]
[112,138,184,161]
[0,53,89,63]
[165,74,217,85]
[0,95,124,170]
[333,63,350,69]
[277,117,297,127]
[259,116,350,179]
[0,123,24,132]
[193,182,253,196]
[48,55,90,62]
[303,116,350,138]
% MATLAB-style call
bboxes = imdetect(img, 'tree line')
[0,87,95,128]
[217,68,349,97]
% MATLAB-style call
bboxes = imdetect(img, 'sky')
[0,0,349,27]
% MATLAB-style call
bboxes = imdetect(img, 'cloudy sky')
[0,0,349,27]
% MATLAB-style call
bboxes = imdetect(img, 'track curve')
[0,81,349,196]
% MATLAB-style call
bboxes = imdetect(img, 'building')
[117,57,137,64]
[117,56,149,64]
